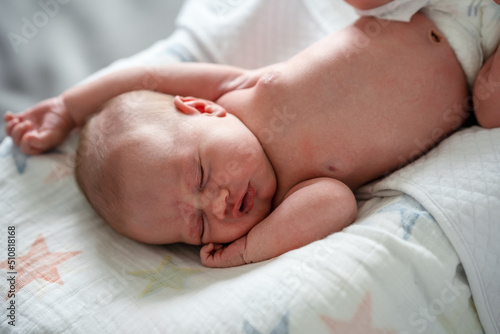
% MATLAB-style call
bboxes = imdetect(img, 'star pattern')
[321,293,396,334]
[0,234,81,299]
[0,139,67,176]
[128,255,202,297]
[243,312,289,334]
[0,143,29,174]
[377,196,433,240]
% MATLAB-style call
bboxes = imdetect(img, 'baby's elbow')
[322,179,357,226]
[337,185,357,225]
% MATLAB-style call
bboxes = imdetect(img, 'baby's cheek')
[188,224,200,242]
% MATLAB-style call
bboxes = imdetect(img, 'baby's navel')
[429,28,443,44]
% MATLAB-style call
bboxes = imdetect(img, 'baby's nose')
[203,187,229,220]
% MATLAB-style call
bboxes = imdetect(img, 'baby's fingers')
[4,111,15,122]
[5,118,19,137]
[11,120,32,146]
[20,128,60,155]
[19,133,45,155]
[200,243,215,255]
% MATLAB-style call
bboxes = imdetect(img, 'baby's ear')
[174,96,226,117]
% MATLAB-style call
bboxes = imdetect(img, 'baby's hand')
[200,236,250,268]
[4,96,75,154]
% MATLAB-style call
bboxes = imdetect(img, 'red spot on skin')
[325,158,344,178]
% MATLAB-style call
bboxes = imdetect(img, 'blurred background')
[0,0,185,140]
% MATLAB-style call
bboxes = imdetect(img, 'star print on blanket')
[243,312,289,334]
[321,293,396,334]
[0,137,73,183]
[0,143,29,174]
[0,234,81,299]
[128,255,203,297]
[377,195,433,240]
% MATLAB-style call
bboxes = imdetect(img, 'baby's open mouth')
[239,184,255,214]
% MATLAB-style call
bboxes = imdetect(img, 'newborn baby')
[5,4,499,267]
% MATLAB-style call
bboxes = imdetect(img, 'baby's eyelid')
[199,213,205,243]
[200,164,205,188]
[197,156,204,189]
[199,159,210,190]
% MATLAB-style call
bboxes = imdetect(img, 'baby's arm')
[344,0,393,10]
[62,63,248,125]
[5,63,249,154]
[473,47,500,129]
[200,178,357,268]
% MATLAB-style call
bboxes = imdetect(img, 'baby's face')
[116,105,277,245]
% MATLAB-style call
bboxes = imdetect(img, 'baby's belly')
[283,13,470,189]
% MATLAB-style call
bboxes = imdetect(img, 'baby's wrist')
[53,95,76,129]
[59,93,81,128]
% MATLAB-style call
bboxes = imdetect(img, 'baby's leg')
[474,47,500,128]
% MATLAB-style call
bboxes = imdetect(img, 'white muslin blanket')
[0,131,485,333]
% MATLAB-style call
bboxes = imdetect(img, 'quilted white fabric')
[358,126,500,334]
